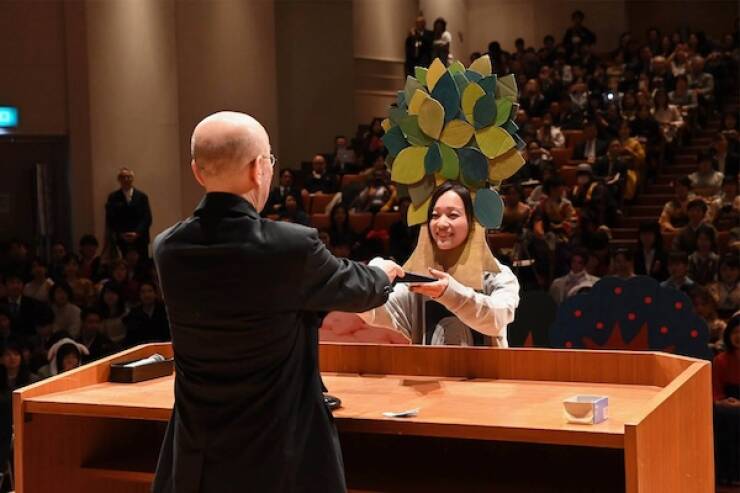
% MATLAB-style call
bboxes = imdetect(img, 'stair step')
[611,239,638,249]
[646,184,673,194]
[611,228,638,239]
[617,216,659,228]
[634,195,671,206]
[627,206,664,217]
[657,175,688,184]
[674,155,697,165]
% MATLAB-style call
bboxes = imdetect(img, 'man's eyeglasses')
[263,154,277,167]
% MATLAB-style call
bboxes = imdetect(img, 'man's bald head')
[191,111,269,178]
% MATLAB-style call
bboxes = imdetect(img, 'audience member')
[277,194,311,226]
[549,249,598,303]
[404,15,433,76]
[49,283,81,338]
[105,167,152,257]
[97,283,128,344]
[659,177,696,232]
[709,255,740,314]
[661,250,695,292]
[265,169,302,216]
[77,307,118,363]
[572,120,606,163]
[634,221,669,281]
[123,281,170,347]
[673,199,713,253]
[62,253,96,307]
[688,225,720,285]
[712,317,740,486]
[22,257,54,304]
[1,272,38,336]
[78,234,103,282]
[303,154,339,195]
[611,248,636,279]
[689,150,724,199]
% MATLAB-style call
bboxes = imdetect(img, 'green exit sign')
[0,107,19,127]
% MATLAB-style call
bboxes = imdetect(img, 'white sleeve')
[434,262,520,338]
[357,283,413,342]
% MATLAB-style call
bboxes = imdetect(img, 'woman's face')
[53,288,69,306]
[696,234,712,252]
[31,261,46,279]
[430,191,469,251]
[2,350,21,371]
[640,231,655,248]
[103,289,119,308]
[113,266,127,282]
[719,263,739,284]
[730,327,740,351]
[61,353,80,372]
[64,260,79,278]
[280,171,293,187]
[332,206,347,225]
[285,196,297,211]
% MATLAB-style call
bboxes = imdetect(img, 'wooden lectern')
[14,343,713,492]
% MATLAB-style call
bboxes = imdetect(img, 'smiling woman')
[359,181,521,346]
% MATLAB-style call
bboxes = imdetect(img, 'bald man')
[151,112,403,493]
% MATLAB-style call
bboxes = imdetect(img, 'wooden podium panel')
[14,343,713,492]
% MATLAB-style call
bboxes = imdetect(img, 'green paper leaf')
[440,119,474,148]
[474,188,504,228]
[469,54,492,76]
[431,71,460,123]
[465,69,483,83]
[391,146,428,185]
[488,148,526,182]
[381,125,410,157]
[408,174,436,207]
[462,83,485,124]
[448,60,465,75]
[478,75,497,95]
[473,95,497,129]
[415,67,428,87]
[418,98,445,140]
[389,106,407,125]
[461,170,486,190]
[496,73,518,101]
[439,142,460,180]
[408,89,430,115]
[495,98,514,126]
[475,126,515,159]
[404,76,425,106]
[427,58,446,91]
[407,195,431,226]
[399,115,433,146]
[424,141,442,174]
[458,147,489,183]
[396,91,406,108]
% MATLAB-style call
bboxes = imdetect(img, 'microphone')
[123,353,166,368]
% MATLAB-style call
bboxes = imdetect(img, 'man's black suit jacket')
[105,188,153,248]
[151,192,390,493]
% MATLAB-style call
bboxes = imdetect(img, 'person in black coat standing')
[151,111,404,493]
[105,167,153,258]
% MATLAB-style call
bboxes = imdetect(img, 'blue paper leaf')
[465,69,483,83]
[431,72,460,123]
[458,147,488,183]
[474,188,504,228]
[389,106,407,125]
[513,133,527,150]
[396,91,407,109]
[501,119,519,136]
[424,141,442,174]
[473,95,497,129]
[381,125,410,157]
[478,75,497,95]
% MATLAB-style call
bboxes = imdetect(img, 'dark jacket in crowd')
[124,302,170,346]
[151,192,390,493]
[105,188,152,254]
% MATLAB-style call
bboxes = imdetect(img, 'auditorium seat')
[487,232,517,250]
[373,212,400,231]
[310,193,335,214]
[550,147,573,167]
[341,174,364,188]
[349,212,373,234]
[558,166,578,186]
[563,130,585,148]
[310,213,330,231]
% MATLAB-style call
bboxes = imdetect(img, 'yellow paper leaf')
[462,83,485,124]
[408,89,430,115]
[407,195,432,226]
[391,146,428,185]
[469,54,492,76]
[440,119,474,148]
[418,98,445,140]
[488,148,526,181]
[381,118,392,132]
[427,58,446,92]
[475,126,515,159]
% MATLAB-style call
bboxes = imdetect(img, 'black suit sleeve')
[136,193,153,234]
[300,231,390,313]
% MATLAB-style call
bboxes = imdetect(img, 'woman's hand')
[409,268,450,299]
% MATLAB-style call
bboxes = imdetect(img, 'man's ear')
[191,161,206,188]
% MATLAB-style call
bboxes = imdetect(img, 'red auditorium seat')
[373,212,400,231]
[563,130,585,148]
[309,193,335,214]
[550,147,573,167]
[558,166,578,187]
[349,212,373,234]
[487,232,517,250]
[310,213,330,230]
[340,174,364,188]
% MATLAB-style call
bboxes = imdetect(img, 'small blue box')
[0,107,19,128]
